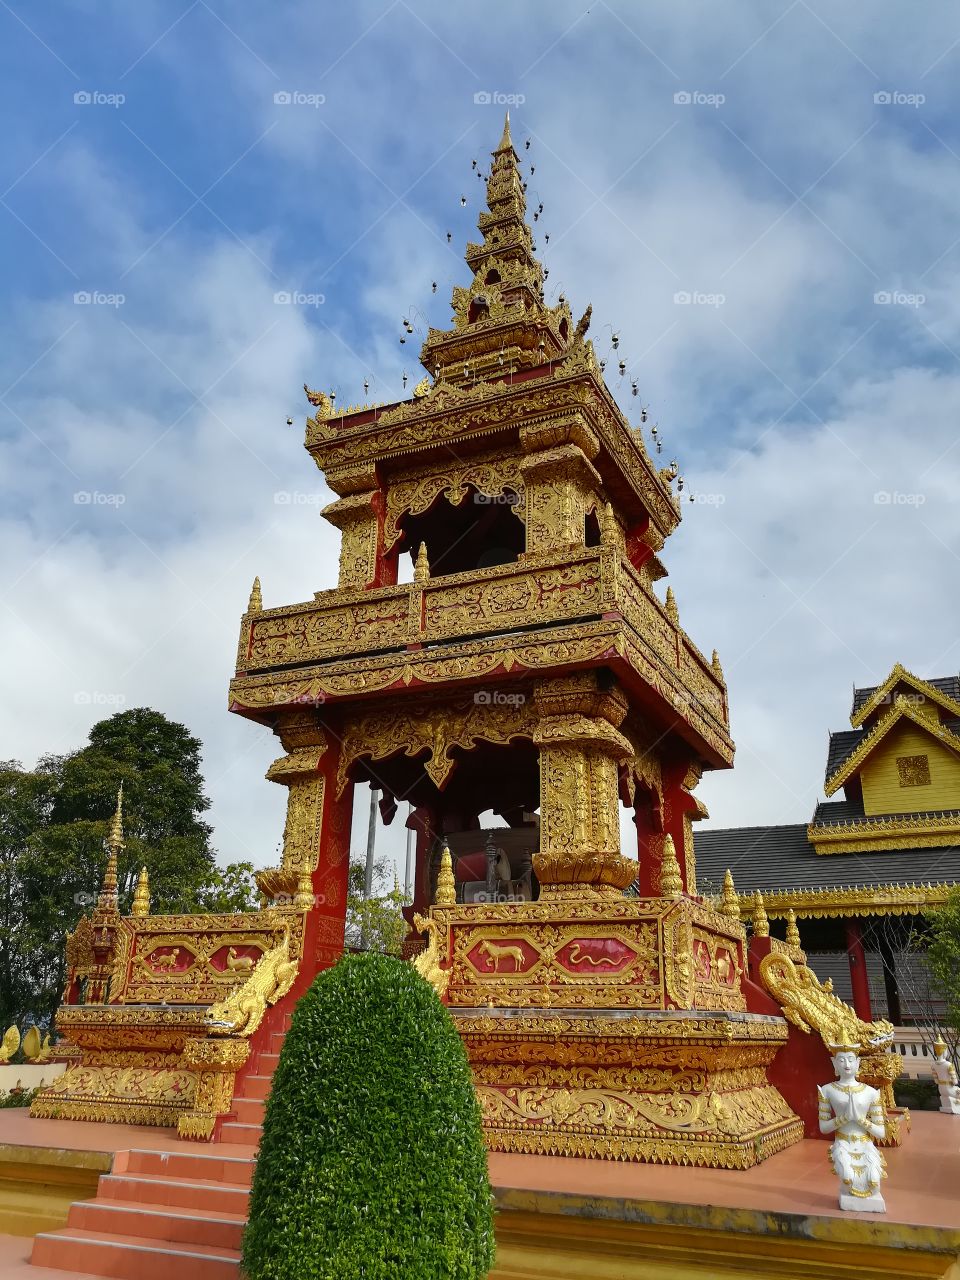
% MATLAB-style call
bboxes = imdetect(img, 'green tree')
[927,886,960,1045]
[0,709,257,1029]
[243,953,495,1280]
[345,857,407,955]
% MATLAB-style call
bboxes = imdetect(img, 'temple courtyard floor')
[0,1109,956,1278]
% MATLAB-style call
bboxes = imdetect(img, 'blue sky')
[3,1,960,876]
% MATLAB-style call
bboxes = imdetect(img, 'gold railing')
[236,548,727,737]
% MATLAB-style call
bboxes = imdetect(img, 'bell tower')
[230,115,805,1167]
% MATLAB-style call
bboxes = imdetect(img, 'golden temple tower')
[229,115,805,1166]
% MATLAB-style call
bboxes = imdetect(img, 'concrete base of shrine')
[0,1110,958,1278]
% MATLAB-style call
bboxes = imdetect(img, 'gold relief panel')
[248,590,412,669]
[383,455,525,550]
[334,694,538,796]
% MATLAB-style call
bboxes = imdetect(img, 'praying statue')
[817,1041,887,1212]
[931,1038,960,1115]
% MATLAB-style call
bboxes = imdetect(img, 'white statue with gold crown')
[931,1037,960,1115]
[818,1031,887,1212]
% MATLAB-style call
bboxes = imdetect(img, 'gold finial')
[719,868,739,919]
[413,541,431,582]
[785,908,801,948]
[131,866,151,917]
[412,376,431,398]
[97,785,124,912]
[712,649,723,678]
[752,891,769,938]
[248,576,262,614]
[659,833,683,899]
[436,843,456,906]
[600,501,618,546]
[106,783,124,857]
[497,110,513,152]
[665,586,679,624]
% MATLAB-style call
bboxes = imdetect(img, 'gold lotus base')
[454,1008,803,1169]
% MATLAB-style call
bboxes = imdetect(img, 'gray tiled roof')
[694,823,960,894]
[825,730,863,784]
[851,674,960,716]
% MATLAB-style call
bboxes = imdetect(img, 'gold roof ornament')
[659,833,683,898]
[665,586,679,625]
[933,1035,948,1056]
[0,1025,20,1063]
[785,908,801,948]
[131,866,151,917]
[97,785,123,912]
[247,576,263,614]
[719,868,739,919]
[436,843,456,906]
[412,376,431,398]
[711,650,723,679]
[752,891,770,938]
[600,501,618,547]
[413,541,431,583]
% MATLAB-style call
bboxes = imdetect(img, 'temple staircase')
[28,1018,283,1278]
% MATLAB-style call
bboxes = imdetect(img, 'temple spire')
[498,109,513,151]
[248,576,263,614]
[97,785,124,913]
[131,866,151,917]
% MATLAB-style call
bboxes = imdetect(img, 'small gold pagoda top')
[97,784,124,914]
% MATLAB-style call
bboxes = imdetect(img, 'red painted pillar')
[845,918,873,1021]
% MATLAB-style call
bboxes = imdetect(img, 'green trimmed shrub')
[242,952,495,1280]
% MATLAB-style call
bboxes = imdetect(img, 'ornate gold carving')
[383,454,525,550]
[758,951,894,1051]
[131,867,150,917]
[751,892,769,937]
[335,693,538,795]
[207,930,299,1037]
[719,869,739,919]
[850,662,960,729]
[412,911,450,998]
[436,845,456,905]
[740,881,952,919]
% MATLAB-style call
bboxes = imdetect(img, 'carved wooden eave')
[738,881,952,920]
[808,810,960,854]
[850,663,960,729]
[824,695,960,796]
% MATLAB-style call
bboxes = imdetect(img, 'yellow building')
[697,665,960,1025]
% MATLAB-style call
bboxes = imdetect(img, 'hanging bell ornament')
[612,332,620,350]
[640,407,648,423]
[446,231,452,242]
[363,379,369,394]
[544,234,549,244]
[677,476,684,492]
[402,371,408,388]
[618,360,626,376]
[631,380,638,396]
[471,159,477,169]
[400,336,406,344]
[538,202,543,214]
[285,416,293,426]
[431,281,437,293]
[525,138,531,149]
[599,359,606,371]
[460,195,466,206]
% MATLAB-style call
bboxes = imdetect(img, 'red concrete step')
[220,1121,262,1146]
[96,1172,250,1216]
[68,1200,245,1251]
[240,1074,272,1101]
[232,1097,265,1126]
[268,1031,286,1054]
[31,1228,240,1280]
[256,1052,279,1073]
[115,1149,254,1185]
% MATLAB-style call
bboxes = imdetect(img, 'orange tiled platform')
[2,1108,959,1279]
